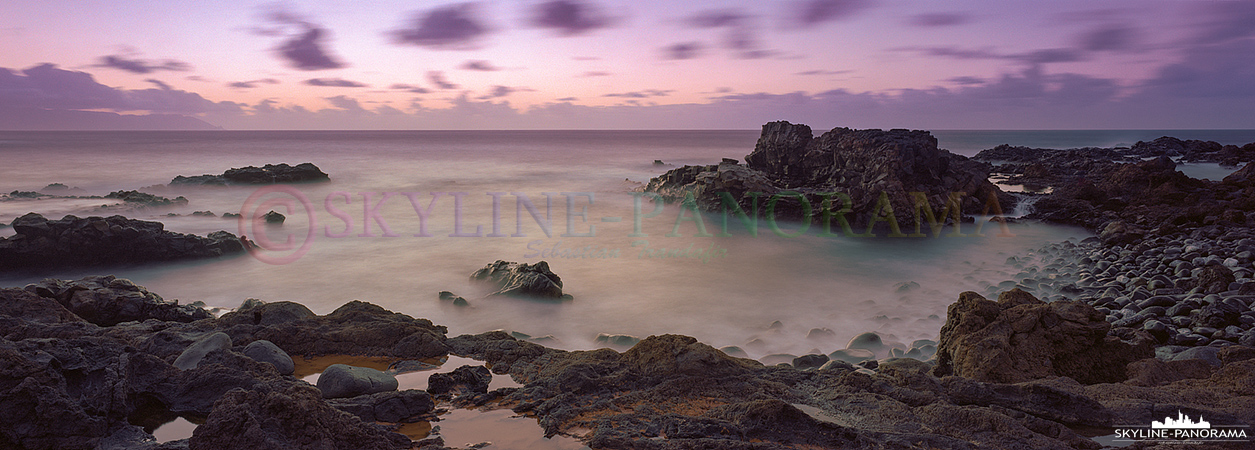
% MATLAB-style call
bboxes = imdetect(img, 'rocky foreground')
[2,274,1253,450]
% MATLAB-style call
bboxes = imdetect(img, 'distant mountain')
[0,107,221,130]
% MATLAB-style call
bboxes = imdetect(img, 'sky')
[1,0,1253,130]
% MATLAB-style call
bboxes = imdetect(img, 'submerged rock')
[0,213,244,270]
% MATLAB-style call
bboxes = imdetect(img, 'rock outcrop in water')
[644,122,1008,231]
[169,163,329,186]
[1030,157,1255,235]
[469,260,568,299]
[0,213,244,271]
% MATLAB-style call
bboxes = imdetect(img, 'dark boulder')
[0,214,244,270]
[933,289,1154,384]
[24,276,211,326]
[242,340,294,375]
[470,260,566,298]
[426,365,492,395]
[188,381,408,450]
[316,364,398,399]
[326,389,434,423]
[234,300,448,359]
[170,163,329,186]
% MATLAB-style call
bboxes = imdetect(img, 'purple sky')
[1,0,1253,130]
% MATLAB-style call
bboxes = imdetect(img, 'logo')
[1113,411,1250,444]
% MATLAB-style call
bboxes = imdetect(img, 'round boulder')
[317,364,399,399]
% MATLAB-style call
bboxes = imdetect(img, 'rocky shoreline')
[2,274,1253,449]
[5,130,1255,448]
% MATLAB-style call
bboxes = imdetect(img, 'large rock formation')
[644,122,1008,232]
[932,289,1154,384]
[170,163,329,186]
[0,213,244,270]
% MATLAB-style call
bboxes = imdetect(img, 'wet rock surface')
[0,213,244,271]
[169,163,329,186]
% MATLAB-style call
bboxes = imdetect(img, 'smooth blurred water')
[1,129,1200,358]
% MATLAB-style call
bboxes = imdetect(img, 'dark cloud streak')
[390,4,490,50]
[530,0,614,36]
[96,55,191,74]
[304,78,369,87]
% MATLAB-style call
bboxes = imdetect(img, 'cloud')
[389,3,490,50]
[277,27,346,70]
[901,46,1085,65]
[477,85,519,99]
[686,9,746,28]
[792,0,875,27]
[795,69,851,76]
[662,42,703,60]
[1189,0,1255,45]
[259,6,346,70]
[529,0,614,36]
[228,79,280,89]
[1078,25,1137,52]
[909,13,971,27]
[95,55,191,74]
[683,9,773,59]
[556,97,578,101]
[145,79,172,90]
[304,78,369,87]
[459,60,501,71]
[427,71,459,89]
[580,71,611,77]
[390,83,431,94]
[947,76,985,85]
[604,89,672,98]
[0,64,240,115]
[325,95,365,110]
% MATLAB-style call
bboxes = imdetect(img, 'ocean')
[1,129,1253,358]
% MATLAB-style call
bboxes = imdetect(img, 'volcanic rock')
[470,260,566,298]
[0,214,244,270]
[170,163,329,186]
[932,289,1154,384]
